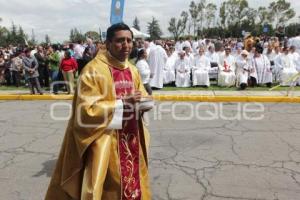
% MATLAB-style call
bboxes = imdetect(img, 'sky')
[0,0,300,43]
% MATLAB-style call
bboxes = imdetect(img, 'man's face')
[107,30,133,62]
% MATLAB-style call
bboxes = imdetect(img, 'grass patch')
[0,86,28,91]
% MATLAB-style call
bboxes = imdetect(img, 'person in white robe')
[206,46,220,80]
[233,47,242,59]
[174,52,191,87]
[183,46,194,66]
[192,39,199,54]
[249,44,272,87]
[218,47,236,87]
[264,44,277,82]
[163,48,176,85]
[183,40,192,50]
[288,32,300,54]
[136,49,152,95]
[236,50,250,90]
[290,46,300,85]
[175,37,184,52]
[277,47,299,86]
[272,46,282,83]
[148,41,168,89]
[191,47,210,87]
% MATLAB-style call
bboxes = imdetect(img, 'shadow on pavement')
[33,159,57,178]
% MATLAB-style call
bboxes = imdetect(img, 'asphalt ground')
[0,101,300,200]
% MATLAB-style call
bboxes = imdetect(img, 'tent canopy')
[130,27,150,39]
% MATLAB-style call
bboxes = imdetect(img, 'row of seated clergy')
[162,50,300,88]
[163,51,244,87]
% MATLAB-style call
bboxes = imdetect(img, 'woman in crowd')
[60,50,77,94]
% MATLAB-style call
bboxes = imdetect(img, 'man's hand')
[122,91,142,107]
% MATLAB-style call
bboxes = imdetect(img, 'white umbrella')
[130,27,150,38]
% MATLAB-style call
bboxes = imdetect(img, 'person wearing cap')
[174,51,191,87]
[236,50,250,90]
[218,47,236,87]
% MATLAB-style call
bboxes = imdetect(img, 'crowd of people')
[1,32,300,94]
[0,39,101,94]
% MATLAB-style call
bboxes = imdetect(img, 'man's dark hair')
[52,44,58,51]
[106,23,133,42]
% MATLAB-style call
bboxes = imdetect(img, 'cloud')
[0,0,299,43]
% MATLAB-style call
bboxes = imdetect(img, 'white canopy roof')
[130,27,150,39]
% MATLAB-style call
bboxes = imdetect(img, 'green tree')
[189,1,200,36]
[45,34,51,44]
[168,11,188,40]
[69,28,85,43]
[147,17,162,40]
[17,26,27,45]
[30,29,37,46]
[8,22,18,45]
[268,0,295,28]
[285,23,300,37]
[219,2,227,29]
[205,3,217,28]
[257,7,270,25]
[133,16,141,31]
[85,31,100,41]
[223,0,249,28]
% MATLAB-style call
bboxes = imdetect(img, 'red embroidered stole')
[110,66,141,200]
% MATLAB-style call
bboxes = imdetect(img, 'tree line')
[136,0,299,41]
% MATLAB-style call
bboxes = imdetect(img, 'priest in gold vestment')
[45,23,152,200]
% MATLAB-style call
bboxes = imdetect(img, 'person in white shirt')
[191,47,210,87]
[218,47,236,87]
[136,49,152,95]
[148,40,168,89]
[174,51,191,87]
[236,50,250,90]
[277,47,298,86]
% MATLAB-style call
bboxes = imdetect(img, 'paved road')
[0,101,300,200]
